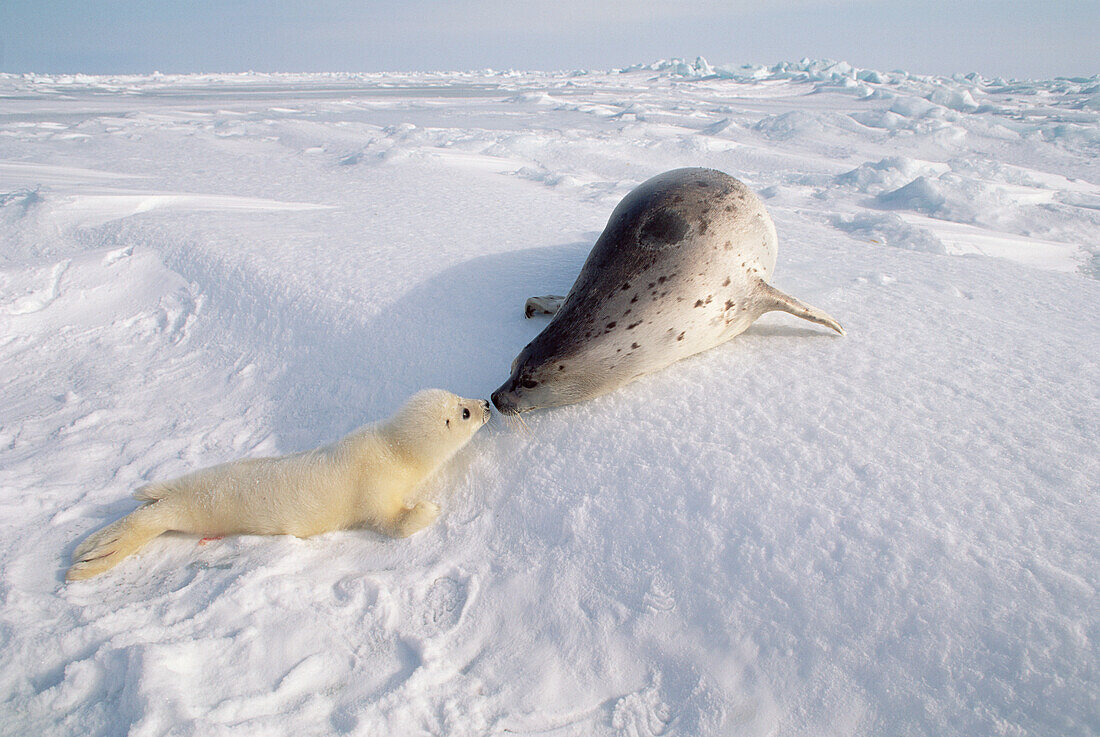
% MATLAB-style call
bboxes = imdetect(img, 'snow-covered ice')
[0,60,1097,736]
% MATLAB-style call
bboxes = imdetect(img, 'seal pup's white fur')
[67,389,490,581]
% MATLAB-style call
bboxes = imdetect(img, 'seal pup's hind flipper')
[67,502,175,581]
[754,279,845,335]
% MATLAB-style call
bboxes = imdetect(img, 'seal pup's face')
[388,389,491,467]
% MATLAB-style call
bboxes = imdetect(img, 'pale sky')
[2,0,1097,79]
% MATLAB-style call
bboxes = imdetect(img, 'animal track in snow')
[611,673,672,737]
[643,573,676,613]
[419,574,470,637]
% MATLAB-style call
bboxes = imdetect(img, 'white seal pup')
[492,168,843,414]
[67,390,491,581]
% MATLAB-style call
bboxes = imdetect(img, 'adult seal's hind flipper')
[492,168,844,415]
[752,277,845,336]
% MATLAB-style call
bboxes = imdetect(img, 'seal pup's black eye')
[462,408,470,420]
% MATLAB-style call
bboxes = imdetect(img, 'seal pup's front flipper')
[385,501,441,538]
[754,279,845,336]
[524,295,566,318]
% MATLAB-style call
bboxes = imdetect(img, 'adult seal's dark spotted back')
[492,168,844,415]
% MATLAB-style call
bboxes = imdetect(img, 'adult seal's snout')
[491,388,519,416]
[493,167,844,414]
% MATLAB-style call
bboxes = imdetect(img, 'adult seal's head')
[492,168,843,415]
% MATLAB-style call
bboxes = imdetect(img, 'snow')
[1,59,1097,736]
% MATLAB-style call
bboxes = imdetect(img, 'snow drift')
[0,59,1097,736]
